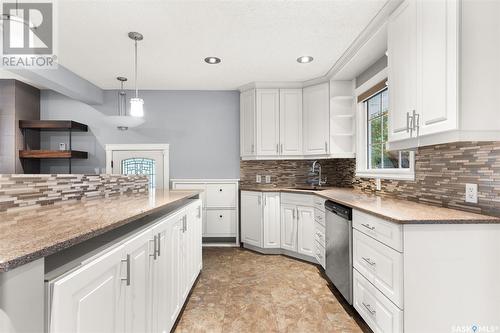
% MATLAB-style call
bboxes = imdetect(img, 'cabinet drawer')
[173,183,206,206]
[353,210,403,252]
[206,209,236,236]
[313,196,326,212]
[314,221,325,248]
[206,184,236,208]
[281,193,314,206]
[353,269,403,333]
[353,230,403,308]
[314,240,325,269]
[314,208,325,226]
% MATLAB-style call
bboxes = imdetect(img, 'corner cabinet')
[303,83,330,156]
[241,191,317,263]
[48,200,203,333]
[240,191,281,249]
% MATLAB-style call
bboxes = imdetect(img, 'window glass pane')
[369,116,383,144]
[382,113,388,142]
[400,151,410,169]
[369,144,383,169]
[382,144,399,169]
[368,93,381,119]
[381,89,389,113]
[121,158,156,188]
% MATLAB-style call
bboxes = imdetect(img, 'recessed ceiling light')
[297,56,314,64]
[204,57,221,64]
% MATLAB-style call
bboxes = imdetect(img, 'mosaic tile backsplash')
[0,174,149,213]
[240,142,500,217]
[240,159,356,188]
[354,142,500,217]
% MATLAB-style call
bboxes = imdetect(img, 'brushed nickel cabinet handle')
[362,257,376,266]
[150,235,158,260]
[156,233,161,257]
[362,302,376,315]
[121,254,131,286]
[361,223,375,231]
[276,144,279,153]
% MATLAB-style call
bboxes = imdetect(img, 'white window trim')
[104,144,170,189]
[355,68,415,181]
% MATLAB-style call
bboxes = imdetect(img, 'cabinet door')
[123,229,155,333]
[240,191,263,247]
[168,214,185,325]
[303,83,330,155]
[417,0,458,136]
[256,89,280,156]
[240,89,256,157]
[279,89,303,156]
[263,193,281,248]
[388,0,417,142]
[297,206,315,257]
[280,204,297,252]
[49,245,126,333]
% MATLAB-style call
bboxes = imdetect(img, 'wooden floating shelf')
[19,120,88,132]
[19,150,88,159]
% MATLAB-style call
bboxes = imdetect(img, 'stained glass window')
[121,158,156,188]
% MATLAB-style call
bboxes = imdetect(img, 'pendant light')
[129,32,144,117]
[107,76,145,130]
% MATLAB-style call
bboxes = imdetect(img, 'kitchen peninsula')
[0,176,202,333]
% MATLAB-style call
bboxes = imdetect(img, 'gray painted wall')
[40,90,240,179]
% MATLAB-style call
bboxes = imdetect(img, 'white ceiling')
[57,0,388,90]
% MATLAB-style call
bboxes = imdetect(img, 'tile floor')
[174,247,365,333]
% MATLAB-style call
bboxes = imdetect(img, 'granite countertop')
[0,189,200,273]
[240,186,500,224]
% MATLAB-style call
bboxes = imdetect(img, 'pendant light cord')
[134,39,138,98]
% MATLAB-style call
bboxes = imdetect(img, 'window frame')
[355,68,415,181]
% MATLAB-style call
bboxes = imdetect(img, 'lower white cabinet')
[241,191,317,263]
[280,203,297,252]
[48,200,202,333]
[241,191,281,249]
[296,206,314,256]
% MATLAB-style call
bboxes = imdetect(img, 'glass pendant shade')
[130,97,144,117]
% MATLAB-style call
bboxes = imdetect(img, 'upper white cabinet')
[240,89,256,157]
[256,89,280,156]
[279,89,303,156]
[387,0,500,150]
[303,83,330,155]
[387,0,417,143]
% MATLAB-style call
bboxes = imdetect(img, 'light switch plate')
[265,175,271,184]
[256,175,262,183]
[465,183,478,203]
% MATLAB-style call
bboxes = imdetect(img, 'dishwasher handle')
[325,201,352,220]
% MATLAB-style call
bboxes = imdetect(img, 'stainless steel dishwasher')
[325,200,353,304]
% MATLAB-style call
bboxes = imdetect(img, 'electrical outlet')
[256,175,262,183]
[465,183,478,203]
[375,178,382,191]
[265,175,271,184]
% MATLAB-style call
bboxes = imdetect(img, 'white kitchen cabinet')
[387,0,416,143]
[123,229,154,333]
[256,89,280,156]
[303,83,330,155]
[297,206,315,257]
[263,192,281,248]
[240,89,256,157]
[280,203,298,252]
[279,89,303,156]
[240,191,263,248]
[172,180,239,243]
[49,244,126,333]
[49,201,202,333]
[388,0,459,149]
